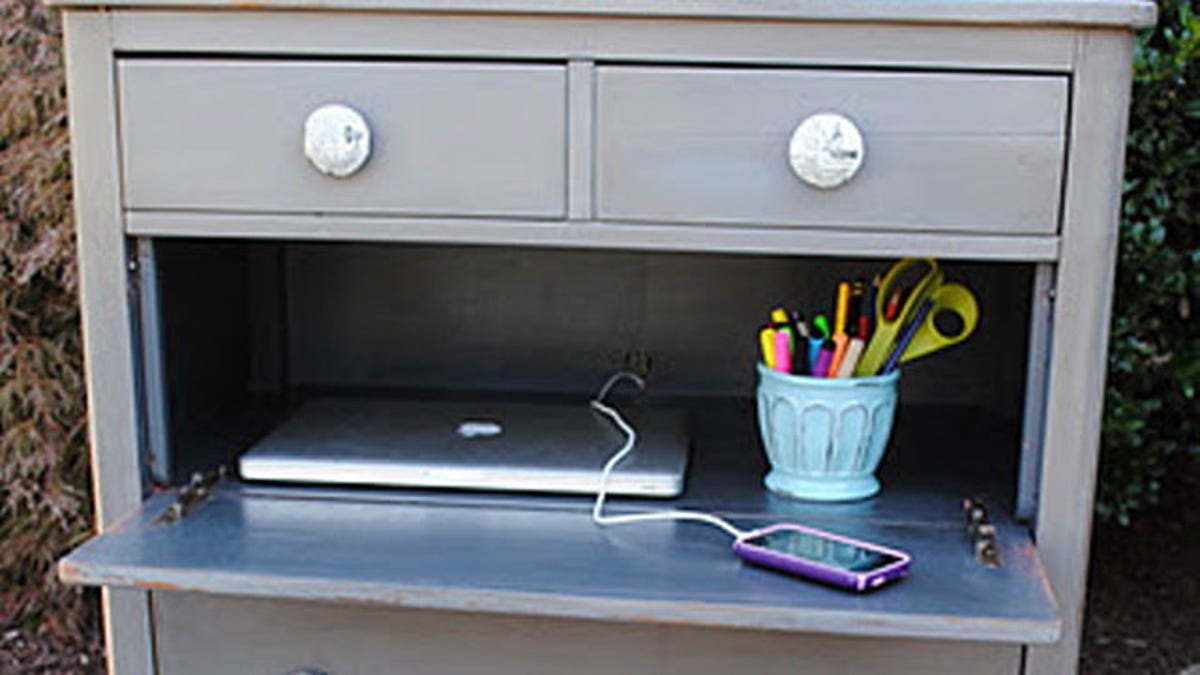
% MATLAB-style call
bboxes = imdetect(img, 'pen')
[880,298,934,375]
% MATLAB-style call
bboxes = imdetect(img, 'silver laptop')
[239,397,689,497]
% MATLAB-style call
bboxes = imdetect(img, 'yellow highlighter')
[827,282,851,377]
[759,326,777,369]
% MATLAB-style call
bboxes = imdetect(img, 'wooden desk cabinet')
[54,2,1153,673]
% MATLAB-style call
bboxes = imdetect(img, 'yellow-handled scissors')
[853,258,979,377]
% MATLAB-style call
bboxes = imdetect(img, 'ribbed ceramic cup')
[756,363,899,501]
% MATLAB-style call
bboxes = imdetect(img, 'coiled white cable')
[590,371,747,540]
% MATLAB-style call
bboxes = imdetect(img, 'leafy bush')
[0,0,97,636]
[1098,0,1199,525]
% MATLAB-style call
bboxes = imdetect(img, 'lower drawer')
[153,593,1023,675]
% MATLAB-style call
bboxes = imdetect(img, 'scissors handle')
[895,282,979,365]
[854,258,942,376]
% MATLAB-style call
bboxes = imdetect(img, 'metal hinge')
[963,497,1002,568]
[155,467,227,525]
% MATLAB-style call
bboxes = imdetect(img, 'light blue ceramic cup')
[756,363,899,501]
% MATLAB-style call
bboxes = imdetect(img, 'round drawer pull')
[303,103,372,178]
[787,112,865,190]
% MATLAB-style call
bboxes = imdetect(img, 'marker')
[813,340,836,377]
[812,314,830,339]
[828,333,849,378]
[833,282,850,337]
[759,326,777,369]
[835,338,866,378]
[770,306,792,326]
[827,282,851,377]
[791,313,811,375]
[773,329,792,374]
[880,299,934,375]
[769,307,797,357]
[808,336,824,373]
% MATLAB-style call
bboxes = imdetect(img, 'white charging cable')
[590,371,747,540]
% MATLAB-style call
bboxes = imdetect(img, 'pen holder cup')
[756,363,899,502]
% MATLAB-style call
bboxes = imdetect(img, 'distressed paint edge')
[44,0,1158,29]
[125,211,1062,262]
[62,9,156,675]
[1026,29,1137,675]
[57,559,1062,646]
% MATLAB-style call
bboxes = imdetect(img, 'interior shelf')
[60,400,1059,644]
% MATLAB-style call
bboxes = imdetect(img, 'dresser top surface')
[51,0,1156,29]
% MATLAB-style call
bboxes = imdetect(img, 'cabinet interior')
[139,237,1037,516]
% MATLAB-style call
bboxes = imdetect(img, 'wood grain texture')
[55,5,1142,673]
[125,211,1062,261]
[60,482,1061,644]
[119,59,567,217]
[60,11,154,675]
[152,593,1024,675]
[1027,29,1136,675]
[105,12,1081,73]
[567,60,595,221]
[597,67,1068,235]
[46,0,1157,29]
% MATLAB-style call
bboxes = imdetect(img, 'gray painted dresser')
[52,1,1155,673]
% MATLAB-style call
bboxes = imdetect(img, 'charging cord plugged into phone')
[589,371,912,592]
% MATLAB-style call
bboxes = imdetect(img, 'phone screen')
[744,529,904,573]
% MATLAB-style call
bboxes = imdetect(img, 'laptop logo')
[456,420,504,439]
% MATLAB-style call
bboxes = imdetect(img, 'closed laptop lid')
[239,397,689,497]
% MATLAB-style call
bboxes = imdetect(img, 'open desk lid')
[61,482,1060,644]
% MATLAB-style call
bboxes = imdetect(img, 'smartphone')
[733,523,911,592]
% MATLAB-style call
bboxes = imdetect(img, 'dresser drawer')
[597,67,1067,235]
[119,59,566,218]
[153,593,1023,675]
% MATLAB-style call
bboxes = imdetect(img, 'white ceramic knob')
[303,103,371,178]
[787,112,865,190]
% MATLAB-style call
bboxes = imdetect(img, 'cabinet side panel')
[1029,29,1135,675]
[61,10,154,675]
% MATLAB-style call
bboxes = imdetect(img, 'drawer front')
[153,593,1022,675]
[597,67,1067,234]
[119,60,566,218]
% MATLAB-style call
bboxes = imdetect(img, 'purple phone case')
[732,523,912,592]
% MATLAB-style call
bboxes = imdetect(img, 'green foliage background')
[0,0,1194,645]
[1098,0,1200,525]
